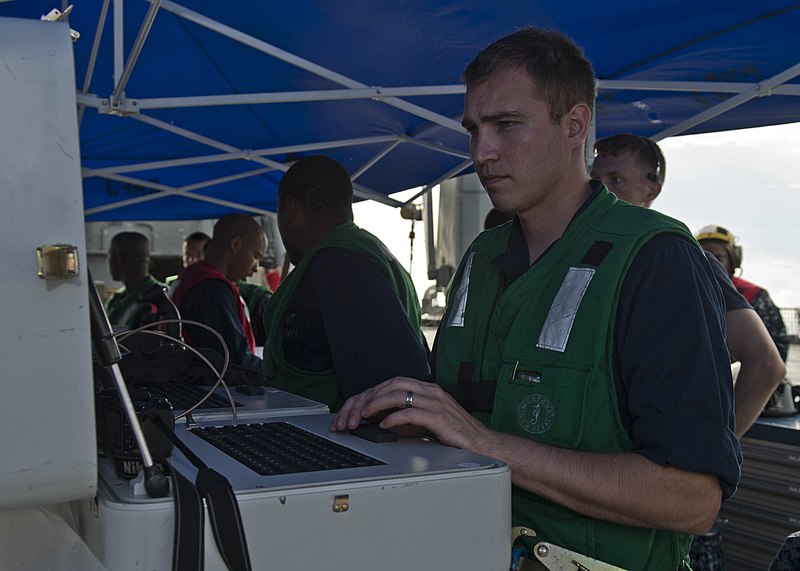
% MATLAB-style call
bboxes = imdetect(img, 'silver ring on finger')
[405,390,414,409]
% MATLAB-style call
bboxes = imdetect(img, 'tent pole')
[351,141,403,182]
[78,0,110,126]
[653,61,800,140]
[159,0,464,133]
[111,0,163,106]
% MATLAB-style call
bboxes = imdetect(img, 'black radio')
[96,388,175,479]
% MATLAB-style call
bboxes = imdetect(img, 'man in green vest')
[331,28,741,570]
[105,231,165,330]
[591,134,786,436]
[592,133,786,570]
[260,155,429,412]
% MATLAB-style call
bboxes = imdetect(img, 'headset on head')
[642,137,665,184]
[592,134,665,184]
[695,224,743,271]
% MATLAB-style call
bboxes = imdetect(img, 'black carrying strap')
[163,460,204,571]
[196,468,252,571]
[155,418,253,571]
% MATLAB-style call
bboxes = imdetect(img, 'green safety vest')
[260,221,422,411]
[105,275,165,329]
[436,188,696,570]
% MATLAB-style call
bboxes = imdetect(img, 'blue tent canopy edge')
[1,0,799,221]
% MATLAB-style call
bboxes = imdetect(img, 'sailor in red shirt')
[173,214,266,373]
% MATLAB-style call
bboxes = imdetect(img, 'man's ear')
[566,103,591,151]
[229,235,242,252]
[644,180,663,206]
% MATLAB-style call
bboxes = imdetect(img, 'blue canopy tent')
[2,0,799,221]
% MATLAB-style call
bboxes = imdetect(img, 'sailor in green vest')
[331,28,741,570]
[591,134,786,437]
[592,134,786,570]
[260,155,430,412]
[104,231,165,330]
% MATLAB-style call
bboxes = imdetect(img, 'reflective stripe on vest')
[536,267,595,352]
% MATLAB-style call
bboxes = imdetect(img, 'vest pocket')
[490,360,592,448]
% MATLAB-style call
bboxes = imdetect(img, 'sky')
[353,121,800,309]
[656,122,800,308]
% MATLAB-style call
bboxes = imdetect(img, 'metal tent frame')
[4,0,800,220]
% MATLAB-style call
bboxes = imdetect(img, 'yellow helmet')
[695,224,742,270]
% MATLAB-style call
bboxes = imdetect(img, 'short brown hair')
[594,133,666,184]
[463,27,596,123]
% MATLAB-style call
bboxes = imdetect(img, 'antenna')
[88,269,169,498]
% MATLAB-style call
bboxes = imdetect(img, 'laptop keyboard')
[190,422,385,476]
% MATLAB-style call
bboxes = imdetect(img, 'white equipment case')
[78,413,511,571]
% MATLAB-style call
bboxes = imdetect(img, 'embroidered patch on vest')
[446,251,475,328]
[536,267,595,352]
[517,393,556,434]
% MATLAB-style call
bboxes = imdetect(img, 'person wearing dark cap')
[260,155,429,411]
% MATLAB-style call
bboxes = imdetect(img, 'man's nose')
[472,131,499,165]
